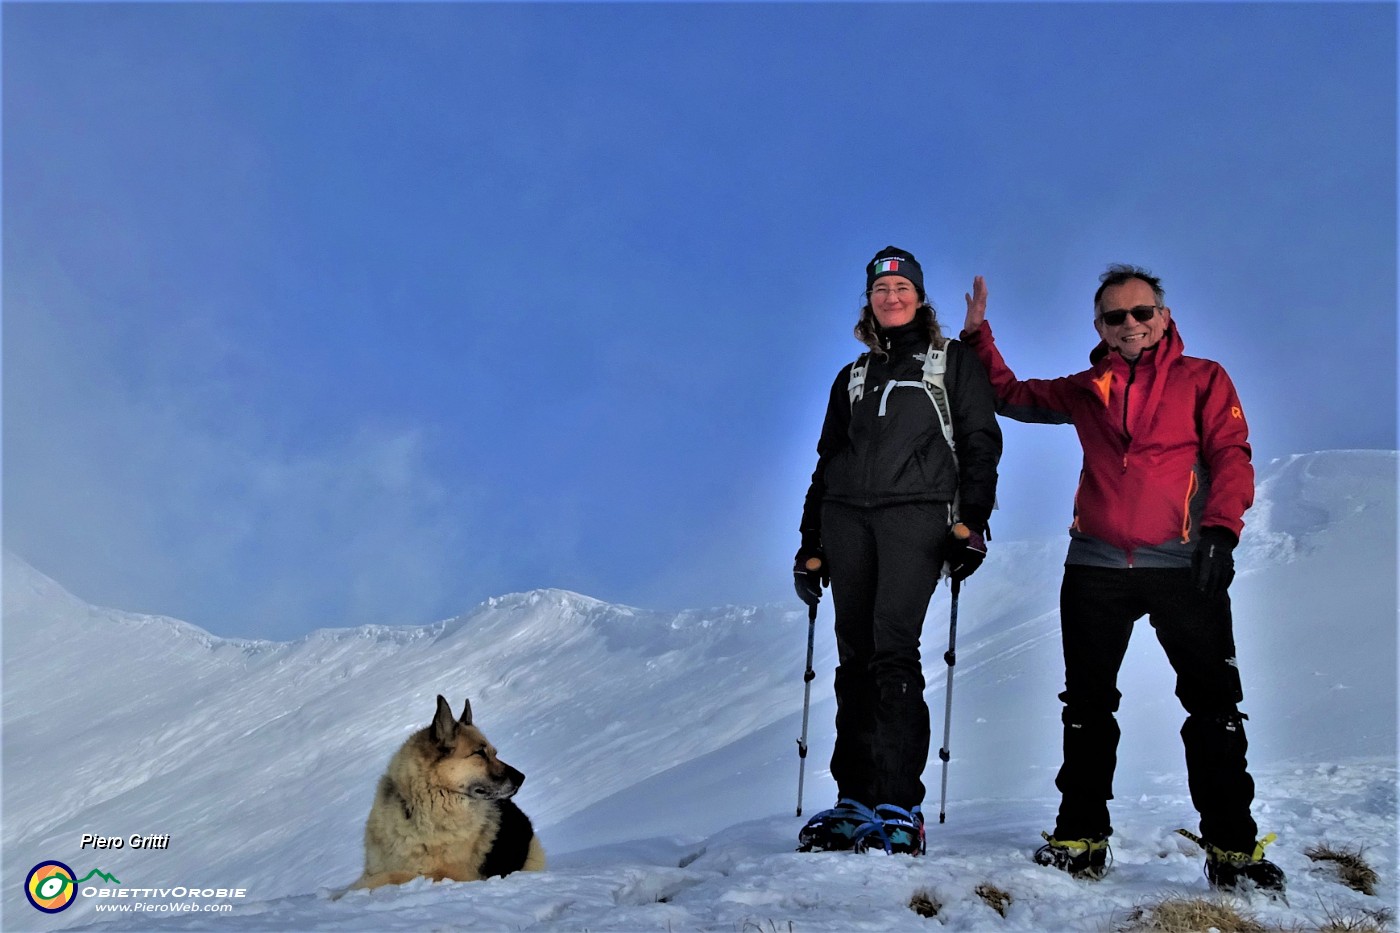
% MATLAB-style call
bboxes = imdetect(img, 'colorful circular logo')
[25,861,78,913]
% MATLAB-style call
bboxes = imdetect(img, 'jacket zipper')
[1121,356,1139,441]
[860,341,888,505]
[1120,356,1137,566]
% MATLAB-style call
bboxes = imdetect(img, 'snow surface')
[2,449,1395,932]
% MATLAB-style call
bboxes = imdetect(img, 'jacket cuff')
[959,505,991,535]
[1199,525,1239,548]
[959,320,991,345]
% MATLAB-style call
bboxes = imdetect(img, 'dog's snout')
[492,758,525,788]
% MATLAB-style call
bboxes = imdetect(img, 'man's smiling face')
[1095,278,1171,360]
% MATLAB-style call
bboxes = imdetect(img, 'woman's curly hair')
[854,294,946,357]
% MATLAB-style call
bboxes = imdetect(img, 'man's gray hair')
[1094,264,1165,315]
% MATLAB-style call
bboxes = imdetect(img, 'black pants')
[822,500,950,810]
[1054,564,1259,850]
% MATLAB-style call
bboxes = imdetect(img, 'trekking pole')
[795,599,817,817]
[937,577,961,824]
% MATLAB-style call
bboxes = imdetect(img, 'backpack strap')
[921,343,961,527]
[919,344,957,461]
[847,353,869,405]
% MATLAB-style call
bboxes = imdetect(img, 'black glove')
[1192,526,1237,597]
[793,545,829,608]
[945,523,987,582]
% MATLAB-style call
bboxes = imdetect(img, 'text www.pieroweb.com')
[85,886,245,914]
[94,902,234,914]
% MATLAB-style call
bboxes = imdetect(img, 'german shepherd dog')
[352,695,546,891]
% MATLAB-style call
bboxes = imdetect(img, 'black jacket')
[800,321,1002,545]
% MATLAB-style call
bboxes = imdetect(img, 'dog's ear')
[433,695,458,745]
[458,698,473,726]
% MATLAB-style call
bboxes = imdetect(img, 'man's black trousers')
[822,500,951,810]
[1054,564,1259,850]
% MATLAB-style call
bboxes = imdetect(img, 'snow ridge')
[2,449,1394,932]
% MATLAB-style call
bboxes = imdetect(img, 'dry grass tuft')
[1119,896,1266,932]
[1306,843,1381,896]
[1314,900,1395,933]
[908,888,941,919]
[975,882,1012,917]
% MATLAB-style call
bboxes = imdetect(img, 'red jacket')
[961,320,1253,568]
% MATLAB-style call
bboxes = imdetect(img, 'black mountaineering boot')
[798,799,876,852]
[1198,833,1286,894]
[1033,832,1111,879]
[851,804,926,856]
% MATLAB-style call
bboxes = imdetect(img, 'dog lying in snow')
[350,694,545,891]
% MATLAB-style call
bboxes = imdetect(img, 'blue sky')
[4,2,1396,639]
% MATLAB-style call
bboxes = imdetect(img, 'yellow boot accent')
[1176,828,1278,862]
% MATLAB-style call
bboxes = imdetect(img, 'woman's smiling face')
[870,275,920,329]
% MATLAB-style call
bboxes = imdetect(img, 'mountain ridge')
[2,448,1394,929]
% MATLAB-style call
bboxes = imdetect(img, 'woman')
[794,245,1002,855]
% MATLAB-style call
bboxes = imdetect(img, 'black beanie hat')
[866,246,925,296]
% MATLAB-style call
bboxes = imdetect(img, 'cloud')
[3,257,478,638]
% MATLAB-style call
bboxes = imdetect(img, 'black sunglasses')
[1098,305,1159,327]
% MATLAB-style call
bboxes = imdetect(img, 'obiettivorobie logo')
[25,858,247,916]
[24,861,121,913]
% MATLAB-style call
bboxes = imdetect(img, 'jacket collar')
[1088,319,1184,370]
[877,320,931,355]
[1081,321,1183,411]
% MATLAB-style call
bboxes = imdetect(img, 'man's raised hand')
[963,275,988,335]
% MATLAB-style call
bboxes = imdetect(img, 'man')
[959,264,1284,892]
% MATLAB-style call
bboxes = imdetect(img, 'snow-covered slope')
[3,449,1395,932]
[3,570,812,908]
